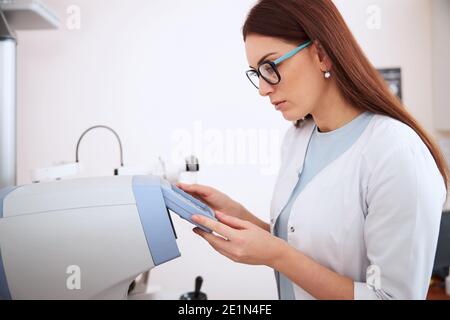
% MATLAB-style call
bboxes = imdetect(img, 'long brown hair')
[243,0,448,190]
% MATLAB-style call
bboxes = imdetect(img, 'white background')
[15,0,450,299]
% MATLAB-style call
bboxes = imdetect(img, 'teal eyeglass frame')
[246,40,312,89]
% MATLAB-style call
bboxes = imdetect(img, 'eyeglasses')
[246,40,312,89]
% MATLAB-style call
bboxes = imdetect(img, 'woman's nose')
[258,78,275,97]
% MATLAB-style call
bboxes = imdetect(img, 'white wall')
[431,0,450,132]
[430,0,450,206]
[15,0,447,299]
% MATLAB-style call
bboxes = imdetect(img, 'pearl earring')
[324,71,331,79]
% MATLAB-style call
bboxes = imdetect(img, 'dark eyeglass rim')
[246,61,282,89]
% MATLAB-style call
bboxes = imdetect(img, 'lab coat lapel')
[272,121,316,225]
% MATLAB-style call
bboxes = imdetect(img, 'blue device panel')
[160,180,217,233]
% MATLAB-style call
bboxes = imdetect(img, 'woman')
[178,0,448,300]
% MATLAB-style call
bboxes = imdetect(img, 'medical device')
[0,175,216,300]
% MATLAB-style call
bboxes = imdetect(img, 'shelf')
[0,0,60,30]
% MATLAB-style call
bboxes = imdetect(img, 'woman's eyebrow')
[249,52,278,69]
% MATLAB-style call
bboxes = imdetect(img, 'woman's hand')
[177,183,270,231]
[193,212,355,300]
[177,183,245,219]
[192,211,288,267]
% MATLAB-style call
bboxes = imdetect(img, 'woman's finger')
[192,215,235,239]
[177,183,211,198]
[193,228,234,253]
[215,211,250,230]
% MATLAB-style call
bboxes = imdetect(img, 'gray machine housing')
[0,175,216,300]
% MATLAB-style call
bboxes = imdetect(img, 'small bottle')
[446,267,450,296]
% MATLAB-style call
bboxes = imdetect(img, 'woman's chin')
[281,109,309,122]
[281,110,301,122]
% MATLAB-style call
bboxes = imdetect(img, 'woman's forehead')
[245,35,294,65]
[245,34,286,50]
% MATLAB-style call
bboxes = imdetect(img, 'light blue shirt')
[274,112,374,300]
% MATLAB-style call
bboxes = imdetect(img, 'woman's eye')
[262,65,275,74]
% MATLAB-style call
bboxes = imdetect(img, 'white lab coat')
[270,114,447,300]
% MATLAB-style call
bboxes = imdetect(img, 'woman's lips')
[275,101,287,111]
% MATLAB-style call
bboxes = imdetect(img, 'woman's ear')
[313,40,333,72]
